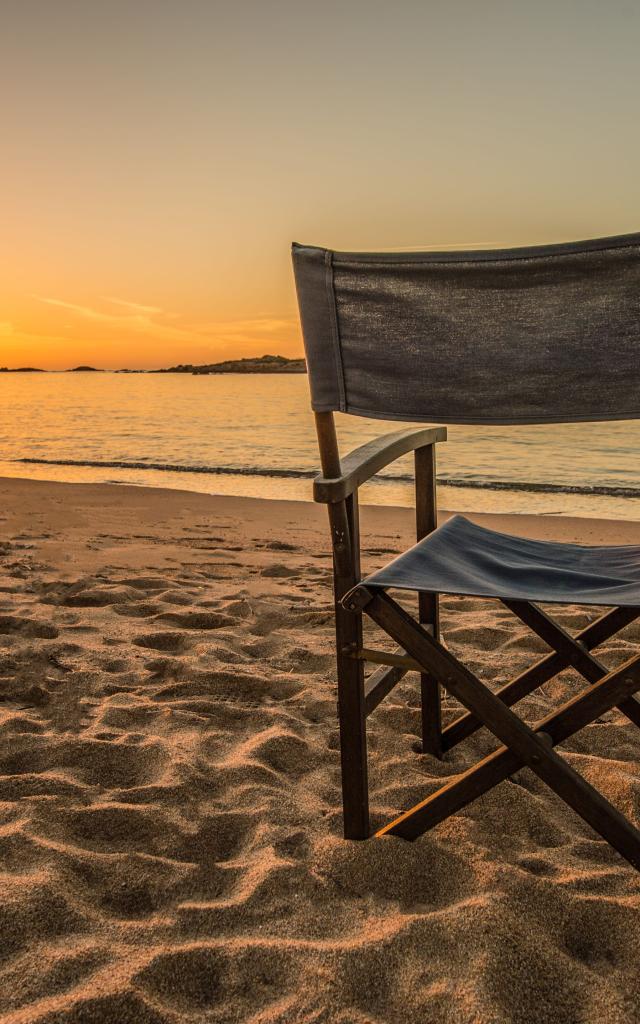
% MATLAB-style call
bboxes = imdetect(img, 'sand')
[0,475,639,1024]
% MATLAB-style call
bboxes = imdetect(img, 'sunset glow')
[2,0,639,369]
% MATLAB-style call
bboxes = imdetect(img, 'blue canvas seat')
[364,514,640,607]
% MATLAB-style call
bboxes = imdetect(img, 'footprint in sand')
[68,849,193,918]
[0,735,169,789]
[260,539,300,552]
[446,623,514,651]
[215,597,253,618]
[174,810,258,863]
[0,876,88,963]
[117,576,177,591]
[114,601,164,619]
[157,590,194,606]
[134,947,225,1012]
[274,830,310,860]
[260,564,299,579]
[61,804,166,854]
[59,584,140,607]
[0,614,59,639]
[0,945,110,1014]
[97,700,163,731]
[292,609,334,627]
[134,631,193,654]
[150,668,303,705]
[137,942,293,1017]
[156,610,236,630]
[252,731,315,775]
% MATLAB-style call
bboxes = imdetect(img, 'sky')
[1,0,639,370]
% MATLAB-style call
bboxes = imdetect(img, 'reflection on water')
[1,371,639,519]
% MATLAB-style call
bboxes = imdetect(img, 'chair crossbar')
[364,661,408,715]
[357,647,422,671]
[353,587,640,871]
[504,599,609,682]
[442,605,639,751]
[503,600,640,728]
[377,649,640,843]
[359,637,435,715]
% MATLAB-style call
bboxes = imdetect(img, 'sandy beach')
[1,475,639,1024]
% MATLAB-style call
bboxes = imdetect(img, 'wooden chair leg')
[419,591,442,758]
[415,444,442,758]
[354,588,640,870]
[335,600,369,839]
[333,494,369,839]
[420,671,442,757]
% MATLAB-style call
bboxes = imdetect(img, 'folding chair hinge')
[340,642,358,655]
[332,527,349,555]
[342,585,374,613]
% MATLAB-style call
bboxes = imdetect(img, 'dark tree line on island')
[0,355,306,374]
[154,355,306,374]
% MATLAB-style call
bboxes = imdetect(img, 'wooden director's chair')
[292,234,640,871]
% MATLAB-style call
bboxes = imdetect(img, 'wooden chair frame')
[314,412,640,871]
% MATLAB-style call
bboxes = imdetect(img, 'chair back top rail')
[292,233,640,425]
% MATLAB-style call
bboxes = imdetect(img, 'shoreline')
[9,457,640,501]
[2,474,639,546]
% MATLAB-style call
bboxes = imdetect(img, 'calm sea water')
[1,372,639,520]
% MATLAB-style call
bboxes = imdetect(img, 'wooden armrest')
[313,426,447,503]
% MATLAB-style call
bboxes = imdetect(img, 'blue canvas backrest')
[292,234,640,425]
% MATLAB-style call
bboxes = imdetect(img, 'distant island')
[1,355,306,375]
[0,366,45,373]
[154,354,306,375]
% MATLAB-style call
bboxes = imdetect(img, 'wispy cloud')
[104,297,165,315]
[192,316,296,336]
[33,295,210,345]
[34,296,114,321]
[31,296,298,354]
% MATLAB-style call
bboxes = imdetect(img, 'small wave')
[12,457,640,499]
[14,457,318,480]
[383,473,640,498]
[438,478,640,498]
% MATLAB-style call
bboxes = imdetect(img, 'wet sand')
[0,476,639,1024]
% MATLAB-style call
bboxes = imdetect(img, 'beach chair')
[291,233,640,871]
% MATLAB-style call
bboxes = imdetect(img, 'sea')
[1,371,639,520]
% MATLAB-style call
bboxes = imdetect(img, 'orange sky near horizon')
[2,1,639,370]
